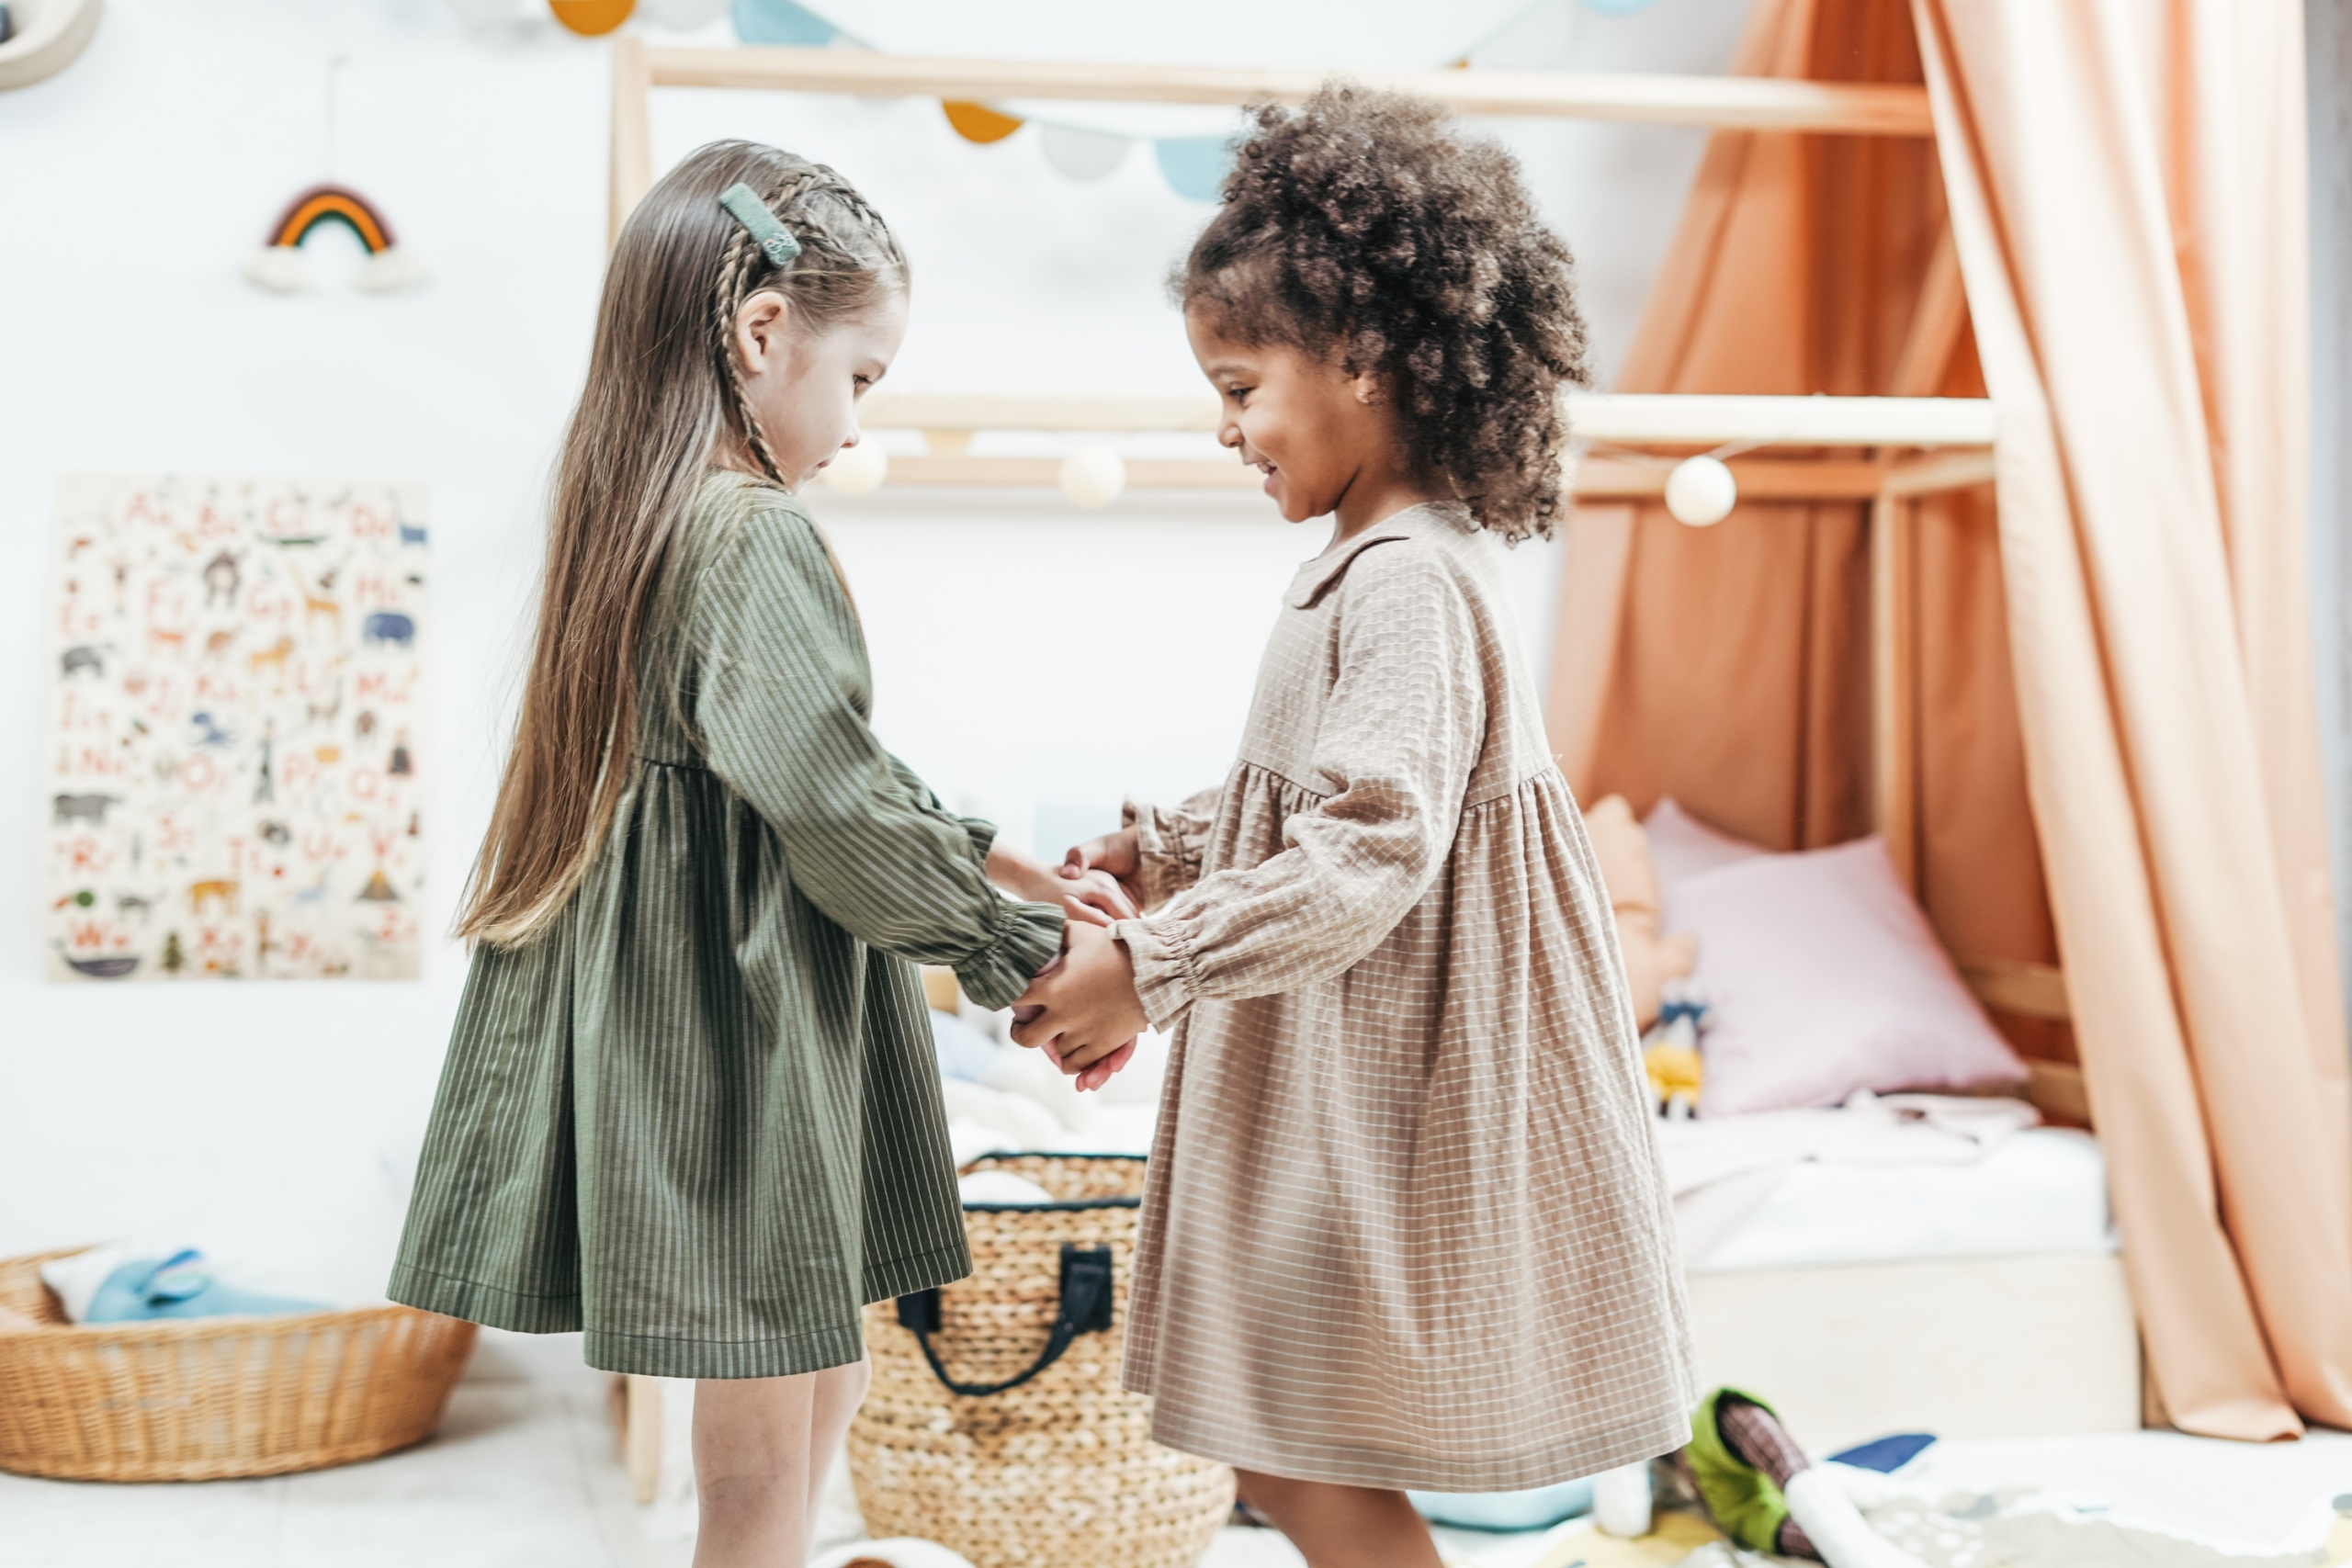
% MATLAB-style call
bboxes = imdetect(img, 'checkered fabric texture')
[1114,502,1696,1490]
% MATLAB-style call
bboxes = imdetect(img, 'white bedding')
[1688,1125,2116,1271]
[939,1019,2118,1279]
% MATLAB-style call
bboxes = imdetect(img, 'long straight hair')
[459,141,907,947]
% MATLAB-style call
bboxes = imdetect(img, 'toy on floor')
[1681,1388,1928,1568]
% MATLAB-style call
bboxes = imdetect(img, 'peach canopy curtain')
[1549,0,2352,1438]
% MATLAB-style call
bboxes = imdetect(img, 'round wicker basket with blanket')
[849,1154,1233,1568]
[0,1247,476,1482]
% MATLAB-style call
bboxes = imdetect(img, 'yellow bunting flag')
[942,100,1024,143]
[549,0,635,34]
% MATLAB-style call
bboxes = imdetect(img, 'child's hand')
[988,842,1136,927]
[1056,866,1136,928]
[1062,828,1143,912]
[1068,1039,1136,1092]
[1012,921,1148,1080]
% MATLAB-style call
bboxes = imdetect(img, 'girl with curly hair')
[1017,85,1695,1566]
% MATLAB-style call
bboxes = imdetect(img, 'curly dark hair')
[1178,83,1591,543]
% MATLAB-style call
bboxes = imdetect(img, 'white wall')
[0,0,1746,1297]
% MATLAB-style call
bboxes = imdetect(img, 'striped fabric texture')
[390,470,1063,1379]
[1113,503,1697,1490]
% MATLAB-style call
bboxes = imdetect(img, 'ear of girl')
[726,287,908,492]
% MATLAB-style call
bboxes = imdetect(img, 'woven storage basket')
[850,1153,1232,1568]
[0,1247,477,1482]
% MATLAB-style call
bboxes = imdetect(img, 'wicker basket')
[0,1247,477,1482]
[849,1154,1233,1568]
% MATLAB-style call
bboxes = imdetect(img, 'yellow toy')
[1642,1000,1705,1117]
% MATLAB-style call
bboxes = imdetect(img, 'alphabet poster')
[44,473,428,981]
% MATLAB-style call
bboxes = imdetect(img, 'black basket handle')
[895,1244,1114,1398]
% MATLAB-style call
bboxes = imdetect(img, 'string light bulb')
[1664,454,1736,526]
[1059,446,1126,508]
[821,442,888,496]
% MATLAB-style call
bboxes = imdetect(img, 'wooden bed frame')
[599,42,2114,1493]
[603,39,2081,1101]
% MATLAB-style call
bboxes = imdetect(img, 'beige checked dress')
[1112,502,1694,1491]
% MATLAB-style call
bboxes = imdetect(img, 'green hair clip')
[718,182,802,266]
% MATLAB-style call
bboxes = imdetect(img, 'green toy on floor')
[1680,1388,1928,1568]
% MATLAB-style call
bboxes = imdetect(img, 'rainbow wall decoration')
[243,184,429,296]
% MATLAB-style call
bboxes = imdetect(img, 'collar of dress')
[1283,501,1473,610]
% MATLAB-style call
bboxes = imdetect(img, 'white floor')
[4,1332,2348,1568]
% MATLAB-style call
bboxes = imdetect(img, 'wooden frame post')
[1871,491,1920,892]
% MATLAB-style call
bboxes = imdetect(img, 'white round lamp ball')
[1058,446,1126,508]
[820,442,888,496]
[1664,455,1736,526]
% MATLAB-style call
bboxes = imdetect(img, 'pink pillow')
[1670,836,2027,1117]
[1645,797,1770,887]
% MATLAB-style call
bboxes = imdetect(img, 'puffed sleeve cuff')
[955,814,999,863]
[1114,915,1198,1032]
[1124,796,1202,912]
[954,897,1065,1012]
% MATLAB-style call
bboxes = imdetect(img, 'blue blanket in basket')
[85,1250,327,1323]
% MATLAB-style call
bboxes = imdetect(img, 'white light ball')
[1664,454,1736,526]
[1058,446,1126,508]
[820,441,888,496]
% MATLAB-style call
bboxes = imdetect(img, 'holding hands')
[986,840,1136,930]
[985,834,1148,1089]
[1014,921,1150,1089]
[1061,827,1143,913]
[987,829,1152,1090]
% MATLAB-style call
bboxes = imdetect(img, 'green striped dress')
[389,469,1063,1379]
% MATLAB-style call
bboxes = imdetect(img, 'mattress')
[1684,1124,2116,1273]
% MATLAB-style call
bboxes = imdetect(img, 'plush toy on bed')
[1643,989,1708,1117]
[1581,795,1700,1029]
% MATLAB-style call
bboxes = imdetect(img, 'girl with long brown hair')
[388,141,1128,1567]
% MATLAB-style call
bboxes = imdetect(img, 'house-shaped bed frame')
[604,41,2136,1479]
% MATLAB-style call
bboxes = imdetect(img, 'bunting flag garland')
[549,0,636,35]
[1153,137,1232,203]
[942,100,1023,144]
[724,0,1239,198]
[1039,124,1128,182]
[716,0,1583,203]
[729,0,832,45]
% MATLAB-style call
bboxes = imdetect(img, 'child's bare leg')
[1235,1470,1443,1568]
[802,1358,872,1552]
[692,1372,819,1568]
